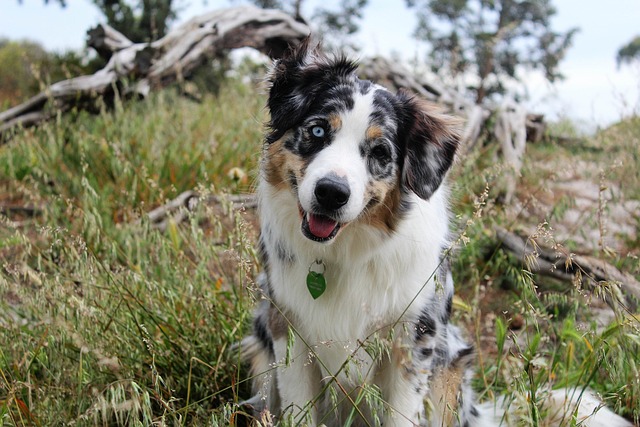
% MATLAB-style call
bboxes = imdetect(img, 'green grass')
[1,76,639,425]
[449,121,640,423]
[1,80,265,425]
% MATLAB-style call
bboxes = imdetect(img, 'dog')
[239,40,633,427]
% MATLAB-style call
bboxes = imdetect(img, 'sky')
[1,0,639,130]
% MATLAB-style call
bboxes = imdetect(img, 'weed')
[1,77,638,425]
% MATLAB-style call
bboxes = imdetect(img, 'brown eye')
[371,144,390,162]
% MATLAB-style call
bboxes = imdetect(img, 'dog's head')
[262,40,460,243]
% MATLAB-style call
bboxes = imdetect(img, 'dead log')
[495,226,640,311]
[525,113,546,143]
[142,190,257,231]
[0,6,309,142]
[459,104,490,150]
[494,99,528,204]
[86,24,134,60]
[0,204,43,219]
[359,57,440,101]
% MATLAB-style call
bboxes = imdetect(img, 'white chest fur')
[259,182,452,347]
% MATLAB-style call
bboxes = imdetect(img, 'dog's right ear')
[265,38,317,144]
[265,38,358,144]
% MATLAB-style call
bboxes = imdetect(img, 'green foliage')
[0,79,265,424]
[449,119,640,423]
[92,0,176,43]
[0,39,49,109]
[594,117,640,201]
[0,39,97,109]
[248,0,370,50]
[406,0,578,103]
[617,35,640,68]
[312,0,369,50]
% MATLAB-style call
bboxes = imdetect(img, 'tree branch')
[1,6,309,142]
[495,226,640,311]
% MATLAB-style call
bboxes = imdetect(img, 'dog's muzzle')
[300,176,350,242]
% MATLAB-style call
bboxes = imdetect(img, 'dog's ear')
[265,38,358,143]
[399,91,460,200]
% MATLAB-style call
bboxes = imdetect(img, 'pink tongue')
[308,213,338,238]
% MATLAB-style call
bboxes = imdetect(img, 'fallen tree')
[495,226,640,312]
[0,6,309,141]
[3,7,543,155]
[142,190,257,232]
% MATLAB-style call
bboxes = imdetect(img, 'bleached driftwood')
[143,190,257,231]
[494,99,528,204]
[525,113,546,143]
[86,24,134,59]
[0,6,309,141]
[495,226,640,311]
[359,57,441,101]
[459,104,491,150]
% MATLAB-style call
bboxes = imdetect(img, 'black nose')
[314,176,350,211]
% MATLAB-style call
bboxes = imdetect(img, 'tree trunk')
[495,226,640,311]
[0,6,309,142]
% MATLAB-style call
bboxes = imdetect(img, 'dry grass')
[1,76,638,425]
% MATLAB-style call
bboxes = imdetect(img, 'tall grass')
[1,75,638,425]
[450,126,640,424]
[1,79,265,425]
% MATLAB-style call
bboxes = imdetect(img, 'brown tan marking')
[328,113,342,132]
[428,365,465,425]
[361,177,404,234]
[365,124,384,141]
[408,96,463,148]
[268,304,290,340]
[262,131,306,191]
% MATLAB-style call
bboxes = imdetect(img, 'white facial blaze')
[298,90,376,222]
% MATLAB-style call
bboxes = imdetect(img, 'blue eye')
[311,126,325,138]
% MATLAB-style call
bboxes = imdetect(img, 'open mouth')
[300,209,342,242]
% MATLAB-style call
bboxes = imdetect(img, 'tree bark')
[0,6,309,142]
[495,226,640,311]
[494,99,528,204]
[142,190,257,231]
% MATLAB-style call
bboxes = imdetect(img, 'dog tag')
[306,271,326,299]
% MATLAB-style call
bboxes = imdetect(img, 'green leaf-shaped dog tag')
[306,271,326,299]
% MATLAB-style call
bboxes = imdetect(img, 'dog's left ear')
[399,92,460,200]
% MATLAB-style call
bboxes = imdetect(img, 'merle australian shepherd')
[239,40,632,427]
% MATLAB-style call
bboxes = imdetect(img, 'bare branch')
[0,6,309,142]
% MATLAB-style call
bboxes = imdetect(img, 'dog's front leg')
[376,335,425,427]
[273,334,321,425]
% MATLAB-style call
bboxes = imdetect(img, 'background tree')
[617,35,640,68]
[406,0,578,103]
[247,0,304,19]
[20,0,176,43]
[248,0,369,50]
[0,39,93,108]
[0,39,48,108]
[92,0,177,43]
[18,0,67,5]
